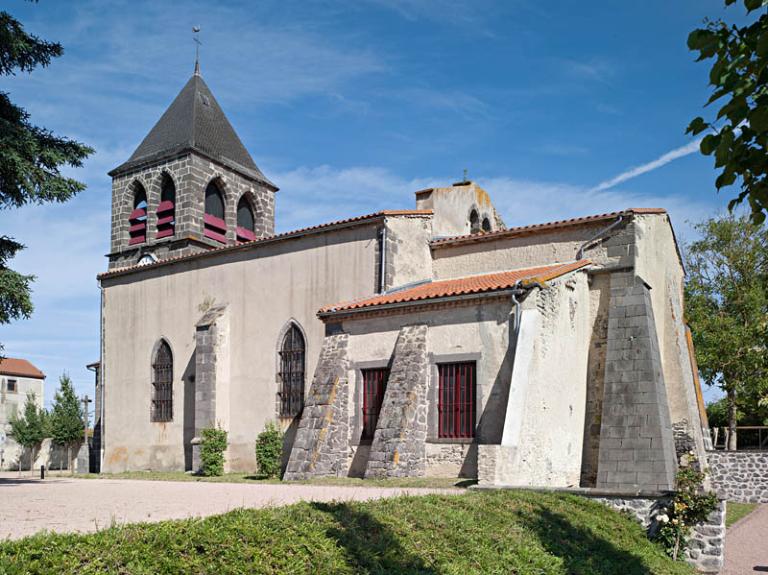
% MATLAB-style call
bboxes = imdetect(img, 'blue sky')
[0,0,740,406]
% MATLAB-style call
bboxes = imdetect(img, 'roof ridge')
[430,208,667,247]
[99,209,434,280]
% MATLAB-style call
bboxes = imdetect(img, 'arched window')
[236,196,256,243]
[128,182,148,245]
[156,174,176,239]
[278,324,305,418]
[203,181,227,243]
[481,217,492,233]
[151,340,173,422]
[469,209,480,234]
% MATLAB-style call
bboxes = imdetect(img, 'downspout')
[378,223,387,294]
[576,215,624,260]
[98,280,105,473]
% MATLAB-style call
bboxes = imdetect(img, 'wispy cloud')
[590,138,704,193]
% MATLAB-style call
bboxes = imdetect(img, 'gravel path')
[0,475,460,541]
[723,503,768,574]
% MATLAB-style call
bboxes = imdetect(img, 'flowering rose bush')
[652,453,719,560]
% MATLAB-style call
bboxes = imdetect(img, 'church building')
[96,67,710,491]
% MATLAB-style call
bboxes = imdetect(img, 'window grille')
[438,362,476,439]
[361,368,389,440]
[151,341,173,422]
[278,325,305,417]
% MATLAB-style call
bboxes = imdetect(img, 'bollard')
[40,465,45,480]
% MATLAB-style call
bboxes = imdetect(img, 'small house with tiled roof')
[96,67,709,492]
[1,357,45,470]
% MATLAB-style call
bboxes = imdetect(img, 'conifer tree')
[0,4,93,353]
[9,391,46,473]
[49,373,84,472]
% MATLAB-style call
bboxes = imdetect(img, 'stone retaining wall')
[707,450,768,503]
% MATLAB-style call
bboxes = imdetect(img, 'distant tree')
[48,373,84,471]
[0,4,93,354]
[8,392,46,473]
[685,214,768,449]
[687,0,768,224]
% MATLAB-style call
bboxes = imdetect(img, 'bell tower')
[106,67,277,269]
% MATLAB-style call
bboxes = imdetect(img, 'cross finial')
[193,26,202,75]
[463,168,468,183]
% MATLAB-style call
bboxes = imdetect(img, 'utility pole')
[81,395,92,474]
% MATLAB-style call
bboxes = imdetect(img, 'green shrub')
[200,427,228,477]
[255,421,283,478]
[651,453,719,560]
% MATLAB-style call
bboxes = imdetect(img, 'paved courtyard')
[0,474,459,541]
[723,503,768,575]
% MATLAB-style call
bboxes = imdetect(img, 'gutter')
[378,224,387,294]
[318,288,526,320]
[576,215,624,260]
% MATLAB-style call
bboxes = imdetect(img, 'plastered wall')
[101,223,379,473]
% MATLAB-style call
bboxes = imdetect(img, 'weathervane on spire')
[193,26,202,75]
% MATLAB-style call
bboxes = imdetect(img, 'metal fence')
[711,426,768,450]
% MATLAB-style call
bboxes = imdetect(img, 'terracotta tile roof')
[320,260,591,315]
[0,357,45,379]
[98,210,433,280]
[430,208,667,248]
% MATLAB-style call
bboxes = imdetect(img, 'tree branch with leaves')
[687,0,768,223]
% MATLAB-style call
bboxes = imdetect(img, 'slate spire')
[110,73,271,186]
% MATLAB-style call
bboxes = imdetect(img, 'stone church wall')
[495,273,591,487]
[100,222,379,473]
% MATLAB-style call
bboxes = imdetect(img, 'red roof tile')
[430,208,667,248]
[0,357,45,379]
[320,260,591,314]
[98,210,433,280]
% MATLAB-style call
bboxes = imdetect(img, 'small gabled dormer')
[106,67,277,269]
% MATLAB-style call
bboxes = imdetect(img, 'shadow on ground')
[518,503,655,575]
[311,501,437,574]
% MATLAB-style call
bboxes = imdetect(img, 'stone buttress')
[284,333,350,480]
[596,273,677,491]
[365,324,429,479]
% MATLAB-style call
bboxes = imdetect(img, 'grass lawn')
[77,470,470,489]
[0,490,693,575]
[726,501,759,528]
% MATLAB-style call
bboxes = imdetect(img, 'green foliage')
[9,391,46,449]
[0,5,93,353]
[49,373,83,447]
[200,427,228,477]
[652,455,719,560]
[687,0,768,223]
[0,490,695,574]
[684,215,768,445]
[255,421,284,478]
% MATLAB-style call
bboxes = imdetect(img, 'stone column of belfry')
[283,333,351,480]
[191,304,229,473]
[365,324,429,479]
[596,273,677,491]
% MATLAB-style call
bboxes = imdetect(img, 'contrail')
[590,137,704,193]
